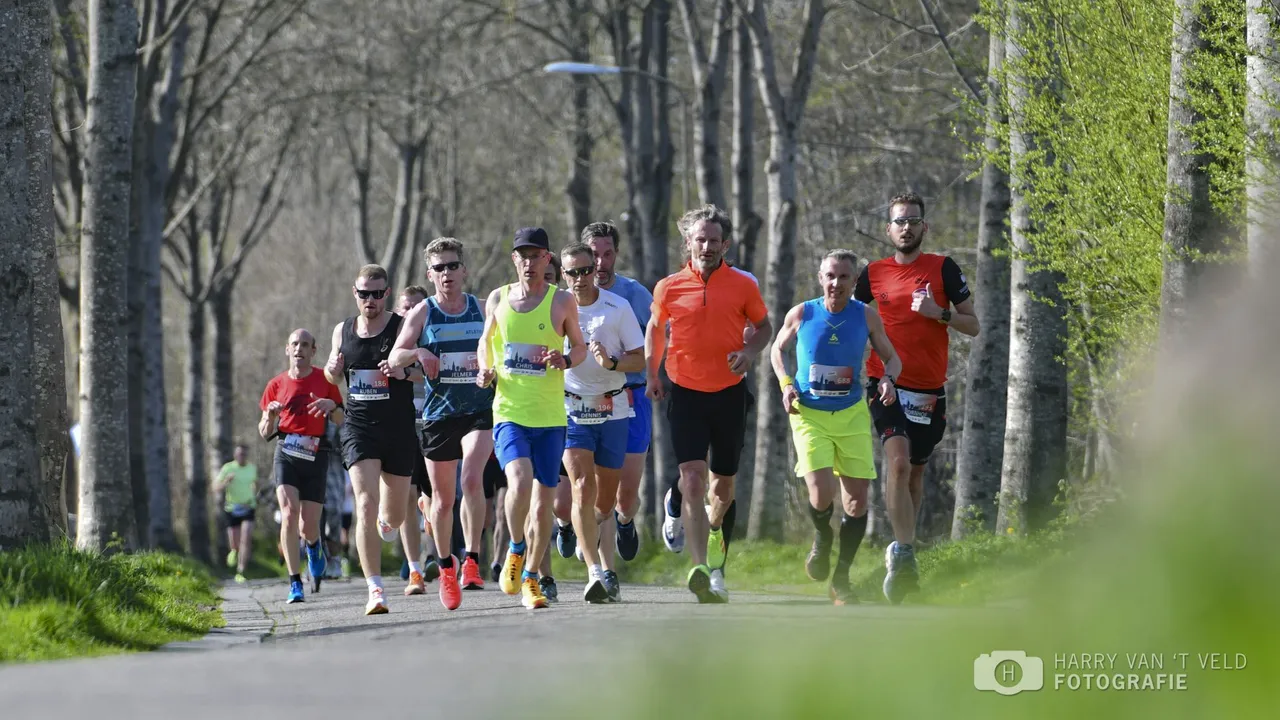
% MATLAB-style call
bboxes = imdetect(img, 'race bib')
[438,351,480,384]
[349,369,390,401]
[808,364,854,397]
[896,389,938,425]
[504,342,548,376]
[281,433,319,462]
[567,394,614,425]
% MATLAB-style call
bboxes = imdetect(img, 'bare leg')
[882,437,914,545]
[400,490,422,565]
[678,461,711,565]
[237,521,254,574]
[527,483,555,577]
[908,463,926,534]
[565,449,600,567]
[460,430,494,555]
[426,459,460,562]
[276,485,303,575]
[708,474,735,528]
[299,500,324,545]
[348,460,384,580]
[594,465,622,571]
[615,452,644,523]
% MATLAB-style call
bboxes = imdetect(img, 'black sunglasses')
[431,261,463,273]
[356,288,388,299]
[890,216,924,227]
[564,266,594,279]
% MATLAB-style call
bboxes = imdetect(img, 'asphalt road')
[0,574,984,719]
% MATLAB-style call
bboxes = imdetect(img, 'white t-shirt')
[564,288,645,423]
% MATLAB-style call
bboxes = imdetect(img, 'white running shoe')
[377,517,398,543]
[710,567,729,602]
[662,488,685,553]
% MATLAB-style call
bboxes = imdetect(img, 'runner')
[258,329,344,603]
[558,242,645,603]
[646,205,772,603]
[388,240,494,610]
[213,442,256,583]
[324,265,422,615]
[582,222,651,574]
[477,227,586,610]
[771,250,902,605]
[393,285,440,597]
[321,420,347,582]
[853,192,980,603]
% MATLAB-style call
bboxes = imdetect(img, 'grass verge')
[0,544,223,664]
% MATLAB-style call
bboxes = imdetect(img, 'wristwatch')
[609,356,619,371]
[940,308,952,324]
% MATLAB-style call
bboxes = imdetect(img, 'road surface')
[0,575,988,719]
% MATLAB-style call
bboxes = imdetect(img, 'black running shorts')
[340,419,418,477]
[865,379,947,466]
[412,448,431,498]
[274,444,328,504]
[666,380,749,477]
[419,411,494,462]
[482,452,505,499]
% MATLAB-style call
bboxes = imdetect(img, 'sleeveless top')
[339,313,416,427]
[489,284,567,428]
[795,298,869,411]
[417,294,493,421]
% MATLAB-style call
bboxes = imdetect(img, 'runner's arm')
[323,322,345,386]
[645,299,669,382]
[326,380,346,425]
[946,297,980,337]
[258,409,278,440]
[769,305,804,387]
[613,310,646,373]
[940,257,979,337]
[558,292,587,369]
[476,288,501,373]
[388,301,428,370]
[866,305,902,382]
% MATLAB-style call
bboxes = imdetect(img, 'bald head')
[286,328,317,368]
[288,328,315,347]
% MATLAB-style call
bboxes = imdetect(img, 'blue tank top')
[417,294,494,420]
[795,298,869,411]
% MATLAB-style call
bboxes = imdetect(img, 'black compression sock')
[465,551,479,563]
[808,502,835,542]
[307,540,320,550]
[289,573,301,584]
[668,482,683,517]
[834,514,869,579]
[438,555,454,569]
[719,500,737,565]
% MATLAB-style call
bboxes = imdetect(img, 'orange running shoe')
[404,570,426,596]
[438,556,462,610]
[460,556,485,590]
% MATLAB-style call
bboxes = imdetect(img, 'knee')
[460,471,483,497]
[355,492,377,518]
[845,482,870,516]
[677,472,706,501]
[886,455,911,483]
[710,476,734,500]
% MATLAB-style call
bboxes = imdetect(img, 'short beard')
[896,235,923,254]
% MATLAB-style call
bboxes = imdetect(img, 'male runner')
[389,240,494,610]
[646,205,771,603]
[477,227,586,610]
[258,329,344,603]
[393,285,440,597]
[771,250,902,605]
[854,192,980,603]
[214,442,256,583]
[324,265,421,615]
[582,222,651,567]
[560,243,645,603]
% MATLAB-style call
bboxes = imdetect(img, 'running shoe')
[365,585,389,615]
[460,556,485,590]
[829,581,858,606]
[522,576,549,609]
[602,569,621,603]
[615,512,640,561]
[377,517,398,543]
[404,571,426,596]
[805,533,832,582]
[539,576,559,603]
[286,580,305,604]
[687,564,715,603]
[438,557,462,610]
[500,550,525,595]
[340,557,352,578]
[584,570,609,604]
[234,573,247,584]
[555,521,578,559]
[709,567,729,603]
[423,556,441,583]
[490,561,501,584]
[662,488,685,553]
[226,549,238,569]
[707,526,726,571]
[306,542,326,592]
[882,541,920,605]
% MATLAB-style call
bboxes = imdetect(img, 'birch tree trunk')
[742,0,827,541]
[730,6,762,275]
[1246,0,1280,270]
[953,12,1011,539]
[678,0,731,210]
[996,0,1069,536]
[78,0,139,553]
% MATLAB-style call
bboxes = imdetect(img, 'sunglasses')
[356,288,388,300]
[890,216,924,227]
[564,267,594,279]
[431,261,462,273]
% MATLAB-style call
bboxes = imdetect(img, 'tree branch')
[916,0,983,102]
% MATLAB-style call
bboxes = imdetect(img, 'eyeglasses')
[564,267,594,279]
[890,216,924,227]
[356,288,387,299]
[431,261,462,273]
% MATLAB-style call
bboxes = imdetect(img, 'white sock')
[556,517,569,528]
[589,564,602,580]
[409,561,422,574]
[367,575,384,591]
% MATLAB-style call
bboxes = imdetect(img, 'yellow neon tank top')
[491,284,567,427]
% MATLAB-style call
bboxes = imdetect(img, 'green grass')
[0,544,223,663]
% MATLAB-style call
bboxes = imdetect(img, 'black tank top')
[339,314,416,427]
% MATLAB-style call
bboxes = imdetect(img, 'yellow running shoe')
[707,527,726,570]
[521,576,549,609]
[500,550,525,596]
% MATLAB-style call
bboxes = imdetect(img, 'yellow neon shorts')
[787,400,876,479]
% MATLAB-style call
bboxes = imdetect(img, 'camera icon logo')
[973,651,1044,696]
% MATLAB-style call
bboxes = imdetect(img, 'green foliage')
[0,544,222,663]
[1185,0,1248,222]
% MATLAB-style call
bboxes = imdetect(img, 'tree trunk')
[208,283,234,562]
[743,0,827,541]
[730,5,762,274]
[678,0,731,210]
[77,0,139,553]
[952,15,1011,539]
[1246,0,1280,270]
[0,0,50,548]
[185,292,209,562]
[996,0,1069,536]
[1159,0,1228,365]
[564,4,592,243]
